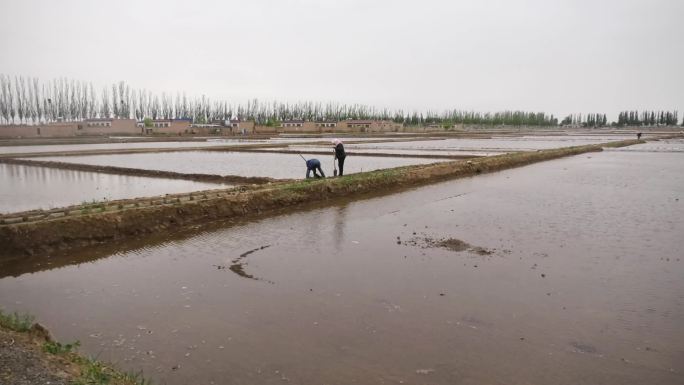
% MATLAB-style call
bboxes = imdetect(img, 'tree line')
[0,74,680,127]
[616,110,679,126]
[560,113,608,127]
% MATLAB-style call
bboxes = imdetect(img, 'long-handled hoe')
[333,153,338,177]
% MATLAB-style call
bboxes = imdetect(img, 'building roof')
[150,118,192,122]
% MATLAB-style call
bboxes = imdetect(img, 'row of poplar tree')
[0,75,680,127]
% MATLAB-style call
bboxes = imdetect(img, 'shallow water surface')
[0,164,226,213]
[0,140,243,155]
[0,136,395,155]
[263,145,498,157]
[1,147,682,384]
[349,135,634,152]
[30,151,446,179]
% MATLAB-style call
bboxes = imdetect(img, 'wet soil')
[401,236,493,254]
[0,326,69,385]
[227,245,272,281]
[0,142,682,384]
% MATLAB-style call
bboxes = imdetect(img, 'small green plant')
[121,370,154,385]
[44,340,81,354]
[0,310,35,332]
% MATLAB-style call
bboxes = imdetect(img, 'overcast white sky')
[1,0,682,119]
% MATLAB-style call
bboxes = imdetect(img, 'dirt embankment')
[0,315,145,385]
[220,148,478,159]
[0,137,436,159]
[0,157,278,185]
[0,140,643,258]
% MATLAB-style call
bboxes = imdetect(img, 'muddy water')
[604,138,684,153]
[0,137,396,155]
[0,164,226,213]
[266,145,497,157]
[30,151,447,179]
[0,140,247,155]
[1,146,683,384]
[349,135,635,152]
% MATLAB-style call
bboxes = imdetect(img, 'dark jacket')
[334,143,346,159]
[306,158,321,169]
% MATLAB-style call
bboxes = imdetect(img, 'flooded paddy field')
[604,138,684,153]
[347,135,637,153]
[0,140,244,155]
[0,136,400,156]
[262,145,495,157]
[0,163,225,213]
[1,141,682,385]
[29,151,447,179]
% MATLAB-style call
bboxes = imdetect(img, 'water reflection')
[0,163,223,213]
[31,151,446,179]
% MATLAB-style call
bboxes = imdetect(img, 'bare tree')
[32,78,42,123]
[0,75,9,124]
[101,88,110,118]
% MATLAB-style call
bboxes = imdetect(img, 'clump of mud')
[218,245,271,282]
[434,238,470,252]
[402,236,494,256]
[470,246,493,255]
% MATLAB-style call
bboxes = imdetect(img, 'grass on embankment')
[0,309,151,385]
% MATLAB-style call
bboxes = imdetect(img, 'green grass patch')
[44,339,80,354]
[0,310,35,332]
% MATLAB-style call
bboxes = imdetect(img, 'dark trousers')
[306,166,325,178]
[337,156,345,176]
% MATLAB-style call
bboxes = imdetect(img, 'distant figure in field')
[637,132,642,139]
[306,158,325,179]
[332,138,346,176]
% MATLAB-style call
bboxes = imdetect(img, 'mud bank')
[0,313,147,385]
[0,158,276,185]
[0,137,433,158]
[219,148,478,160]
[0,140,642,257]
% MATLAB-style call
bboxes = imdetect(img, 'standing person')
[637,132,642,139]
[305,158,325,179]
[332,139,346,176]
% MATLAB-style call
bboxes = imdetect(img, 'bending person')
[306,158,326,179]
